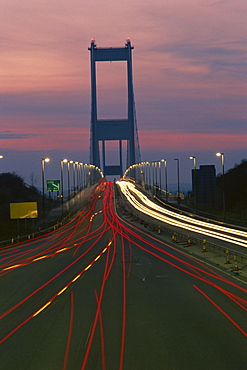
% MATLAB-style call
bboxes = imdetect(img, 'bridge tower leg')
[88,38,140,178]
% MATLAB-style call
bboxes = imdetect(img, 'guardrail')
[120,205,247,270]
[0,184,99,248]
[115,181,247,275]
[0,211,72,248]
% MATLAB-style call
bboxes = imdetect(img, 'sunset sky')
[1,0,247,188]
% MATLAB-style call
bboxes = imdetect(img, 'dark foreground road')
[0,181,246,369]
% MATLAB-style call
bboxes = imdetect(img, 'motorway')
[0,180,246,369]
[117,180,247,254]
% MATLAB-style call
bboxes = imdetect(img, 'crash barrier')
[119,206,247,273]
[0,188,96,247]
[1,213,72,247]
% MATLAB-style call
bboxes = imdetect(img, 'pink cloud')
[1,0,246,170]
[140,130,247,152]
[0,125,89,151]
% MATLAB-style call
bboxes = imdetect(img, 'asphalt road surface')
[0,181,246,369]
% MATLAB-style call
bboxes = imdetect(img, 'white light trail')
[117,181,247,249]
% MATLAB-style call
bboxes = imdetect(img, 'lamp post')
[70,161,75,198]
[158,161,162,196]
[68,160,73,200]
[152,162,155,195]
[82,164,86,188]
[161,159,168,202]
[174,158,180,206]
[189,156,197,213]
[147,162,151,191]
[67,160,71,205]
[78,163,82,191]
[144,162,147,189]
[216,152,225,221]
[75,162,78,192]
[60,159,68,215]
[0,155,4,170]
[155,161,158,195]
[144,162,148,189]
[41,157,50,227]
[0,155,3,172]
[85,165,88,187]
[153,161,157,195]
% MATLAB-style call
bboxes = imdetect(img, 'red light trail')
[0,180,246,369]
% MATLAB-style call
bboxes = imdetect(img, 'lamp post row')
[124,153,226,218]
[0,154,226,221]
[124,159,169,201]
[42,158,103,226]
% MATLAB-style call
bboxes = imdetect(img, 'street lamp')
[152,162,155,195]
[152,161,157,195]
[67,160,71,205]
[155,161,158,194]
[159,161,162,196]
[161,159,168,202]
[189,156,197,213]
[75,162,79,191]
[60,159,68,214]
[82,164,85,188]
[41,157,50,227]
[174,158,180,206]
[69,161,75,198]
[216,152,225,221]
[0,155,3,172]
[78,163,82,191]
[146,162,150,191]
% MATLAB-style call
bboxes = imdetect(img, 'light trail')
[119,233,127,370]
[0,208,88,271]
[81,240,112,370]
[1,179,246,368]
[0,183,110,321]
[0,193,107,274]
[63,291,75,370]
[0,229,110,321]
[117,180,247,248]
[0,238,111,343]
[94,290,106,370]
[193,285,247,337]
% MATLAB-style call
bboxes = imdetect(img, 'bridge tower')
[88,38,140,177]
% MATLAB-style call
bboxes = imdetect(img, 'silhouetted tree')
[217,159,247,213]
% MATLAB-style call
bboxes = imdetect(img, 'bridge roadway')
[117,180,247,257]
[0,180,246,369]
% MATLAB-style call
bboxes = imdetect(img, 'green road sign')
[46,179,60,191]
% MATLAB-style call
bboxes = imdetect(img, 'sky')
[1,0,247,190]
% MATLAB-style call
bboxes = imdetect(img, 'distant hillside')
[0,172,44,221]
[0,172,57,241]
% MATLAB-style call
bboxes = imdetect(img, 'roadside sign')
[46,179,60,191]
[10,202,38,219]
